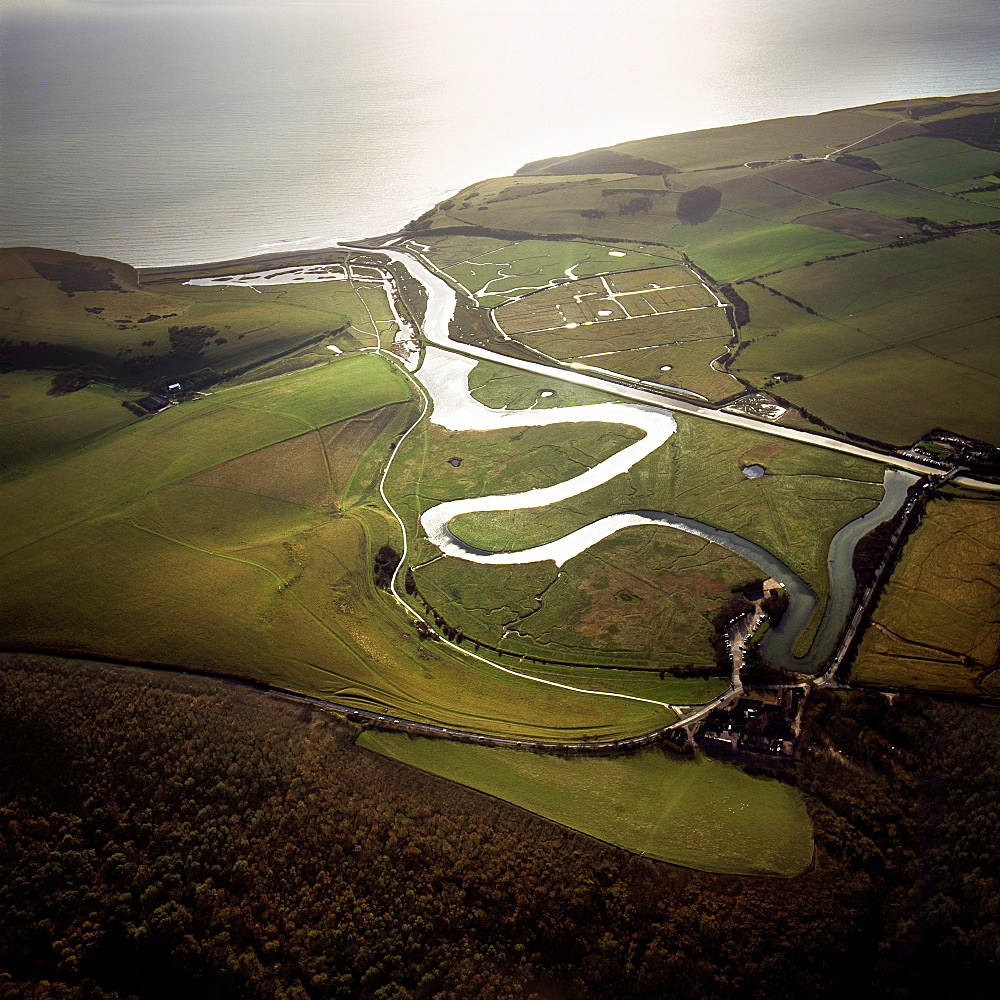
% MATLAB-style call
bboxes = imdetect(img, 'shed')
[137,394,170,413]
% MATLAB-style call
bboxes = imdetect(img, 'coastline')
[136,236,400,282]
[10,86,997,276]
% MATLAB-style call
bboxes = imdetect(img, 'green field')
[829,178,1000,224]
[0,247,387,384]
[958,188,1000,209]
[359,732,814,876]
[767,232,1000,344]
[413,525,757,676]
[0,371,140,473]
[866,136,1000,188]
[611,108,912,171]
[730,281,886,378]
[439,409,885,651]
[414,238,680,308]
[571,338,739,400]
[680,218,868,282]
[468,359,622,408]
[851,496,1000,696]
[775,344,1000,446]
[746,233,1000,443]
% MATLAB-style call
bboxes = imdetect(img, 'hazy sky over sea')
[2,0,998,263]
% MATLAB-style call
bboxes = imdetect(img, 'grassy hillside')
[404,90,1000,445]
[0,372,141,474]
[0,354,708,740]
[359,731,814,876]
[0,246,368,385]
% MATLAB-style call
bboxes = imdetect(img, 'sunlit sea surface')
[1,0,998,266]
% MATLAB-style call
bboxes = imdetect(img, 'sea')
[1,0,998,267]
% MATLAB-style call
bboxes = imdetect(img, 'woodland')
[2,654,997,1000]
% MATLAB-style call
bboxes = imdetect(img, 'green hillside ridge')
[404,90,1000,445]
[0,246,361,387]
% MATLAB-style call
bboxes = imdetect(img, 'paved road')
[372,246,999,492]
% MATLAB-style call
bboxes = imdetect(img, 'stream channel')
[217,251,917,674]
[376,247,918,674]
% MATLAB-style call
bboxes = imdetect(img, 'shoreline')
[136,234,402,281]
[9,85,998,277]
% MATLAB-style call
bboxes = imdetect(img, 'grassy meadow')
[0,371,140,473]
[468,359,622,409]
[850,495,1000,697]
[438,406,886,651]
[864,135,1000,188]
[414,525,755,679]
[831,178,1000,224]
[0,247,387,385]
[359,732,814,876]
[730,281,886,377]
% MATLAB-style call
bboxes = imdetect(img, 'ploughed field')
[850,494,1000,697]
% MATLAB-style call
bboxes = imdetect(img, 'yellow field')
[851,496,1000,695]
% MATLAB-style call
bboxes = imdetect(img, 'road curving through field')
[374,247,923,677]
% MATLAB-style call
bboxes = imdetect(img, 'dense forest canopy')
[2,655,998,1000]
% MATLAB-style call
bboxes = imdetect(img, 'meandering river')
[194,252,916,672]
[379,257,916,672]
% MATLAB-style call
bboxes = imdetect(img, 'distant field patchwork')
[408,237,680,308]
[733,232,1000,444]
[865,136,1000,188]
[490,265,738,401]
